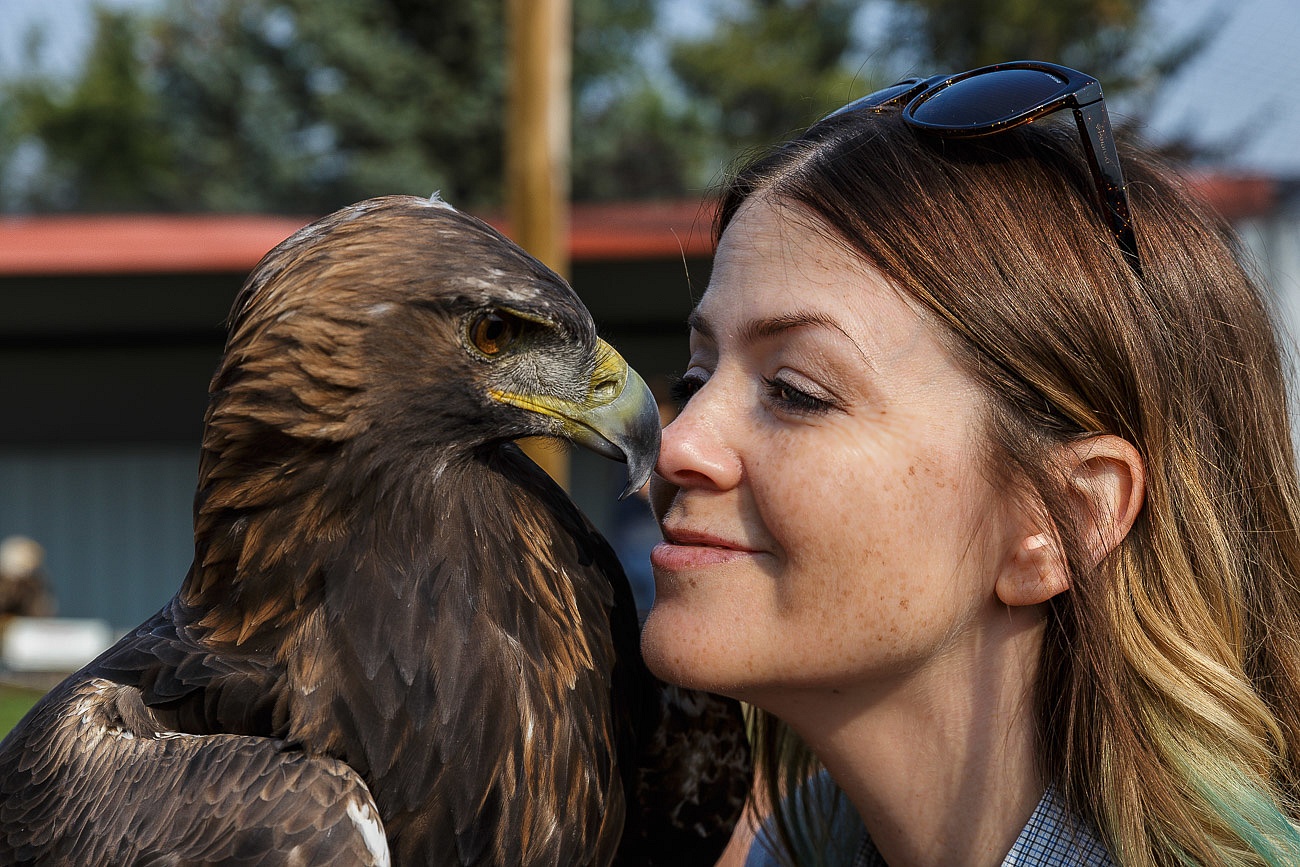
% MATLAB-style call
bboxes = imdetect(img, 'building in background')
[0,201,714,629]
[1,182,1296,631]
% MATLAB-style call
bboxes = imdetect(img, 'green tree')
[142,0,503,212]
[1,0,673,212]
[0,0,1212,213]
[880,0,1213,93]
[570,0,716,200]
[666,0,1215,172]
[668,0,867,172]
[4,8,177,211]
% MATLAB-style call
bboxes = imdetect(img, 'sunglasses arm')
[1071,100,1142,276]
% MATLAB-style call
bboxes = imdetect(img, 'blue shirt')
[746,783,1114,867]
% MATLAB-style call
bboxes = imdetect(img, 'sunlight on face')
[641,197,1020,710]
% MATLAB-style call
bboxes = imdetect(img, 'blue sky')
[2,0,1297,175]
[1138,0,1300,175]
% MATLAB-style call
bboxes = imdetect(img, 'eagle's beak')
[494,339,661,498]
[568,340,661,498]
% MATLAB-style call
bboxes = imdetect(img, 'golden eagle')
[0,196,749,865]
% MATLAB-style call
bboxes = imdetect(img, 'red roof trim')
[0,201,720,276]
[1183,172,1277,222]
[0,176,1274,277]
[569,200,718,261]
[0,214,314,276]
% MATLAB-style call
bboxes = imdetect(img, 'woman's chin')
[640,602,744,695]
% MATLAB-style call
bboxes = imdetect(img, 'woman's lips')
[650,528,760,570]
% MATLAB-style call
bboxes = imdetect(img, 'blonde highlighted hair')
[720,111,1300,866]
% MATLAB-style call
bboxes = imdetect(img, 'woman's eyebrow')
[739,310,842,342]
[686,308,713,338]
[686,308,842,343]
[689,307,875,373]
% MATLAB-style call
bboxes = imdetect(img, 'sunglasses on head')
[822,60,1141,275]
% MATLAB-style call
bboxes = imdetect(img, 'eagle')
[0,195,750,866]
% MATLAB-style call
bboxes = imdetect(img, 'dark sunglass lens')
[909,69,1069,128]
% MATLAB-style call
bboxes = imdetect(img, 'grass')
[0,681,45,738]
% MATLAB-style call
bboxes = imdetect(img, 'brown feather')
[0,196,749,866]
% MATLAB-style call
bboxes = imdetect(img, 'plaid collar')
[852,785,1114,867]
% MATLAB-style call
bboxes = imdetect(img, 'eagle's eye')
[469,311,520,357]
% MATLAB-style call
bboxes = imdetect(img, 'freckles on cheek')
[784,451,950,621]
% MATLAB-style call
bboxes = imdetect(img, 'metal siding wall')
[1238,208,1300,442]
[0,446,198,631]
[0,446,645,636]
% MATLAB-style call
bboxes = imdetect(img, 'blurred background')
[0,0,1295,692]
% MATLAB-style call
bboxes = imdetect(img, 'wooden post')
[506,0,573,489]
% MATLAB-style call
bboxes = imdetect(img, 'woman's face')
[642,197,1026,706]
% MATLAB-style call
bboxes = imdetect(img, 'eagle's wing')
[0,677,390,866]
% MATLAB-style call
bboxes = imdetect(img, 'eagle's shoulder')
[91,601,290,737]
[0,675,389,866]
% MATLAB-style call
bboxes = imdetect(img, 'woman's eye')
[669,372,707,407]
[762,375,835,415]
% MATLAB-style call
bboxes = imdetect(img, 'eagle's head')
[202,194,660,498]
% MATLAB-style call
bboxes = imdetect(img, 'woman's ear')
[1060,435,1146,569]
[996,521,1071,608]
[996,435,1146,608]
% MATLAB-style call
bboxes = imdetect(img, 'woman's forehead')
[695,199,935,362]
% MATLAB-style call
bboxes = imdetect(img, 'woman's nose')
[654,386,743,493]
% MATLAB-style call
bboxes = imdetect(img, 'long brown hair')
[720,111,1300,866]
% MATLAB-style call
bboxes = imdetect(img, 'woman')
[641,61,1300,866]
